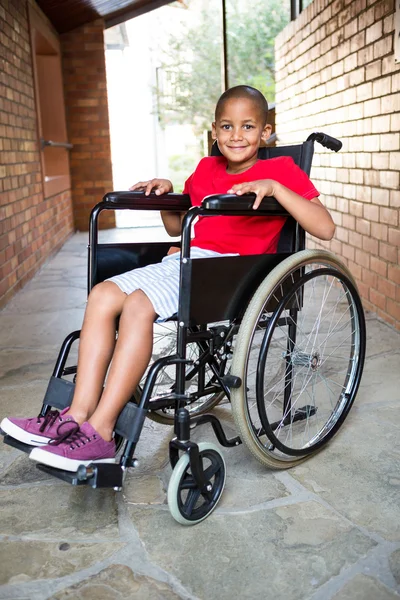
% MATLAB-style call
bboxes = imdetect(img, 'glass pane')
[105,1,223,228]
[226,0,290,104]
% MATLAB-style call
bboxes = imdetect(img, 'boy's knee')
[123,290,156,320]
[88,281,125,314]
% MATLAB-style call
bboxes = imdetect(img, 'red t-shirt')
[183,156,319,255]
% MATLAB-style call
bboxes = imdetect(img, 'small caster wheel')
[167,442,226,525]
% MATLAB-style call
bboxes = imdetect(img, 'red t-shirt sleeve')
[271,156,319,200]
[182,172,194,195]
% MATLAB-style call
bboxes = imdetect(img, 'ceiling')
[36,0,176,34]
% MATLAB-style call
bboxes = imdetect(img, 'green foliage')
[156,0,289,134]
[168,150,200,192]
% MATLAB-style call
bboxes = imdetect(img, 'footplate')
[2,433,33,455]
[36,462,125,489]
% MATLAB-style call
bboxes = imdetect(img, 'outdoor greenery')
[156,0,290,134]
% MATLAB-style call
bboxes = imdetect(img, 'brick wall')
[61,20,115,231]
[275,0,400,329]
[0,0,74,308]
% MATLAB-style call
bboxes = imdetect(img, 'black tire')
[231,250,366,468]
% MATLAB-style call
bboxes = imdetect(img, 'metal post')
[221,0,228,91]
[290,0,300,20]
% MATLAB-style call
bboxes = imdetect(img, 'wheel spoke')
[180,474,198,490]
[183,488,202,515]
[234,256,365,464]
[203,462,220,481]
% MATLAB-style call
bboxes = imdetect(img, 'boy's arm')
[160,210,186,237]
[227,180,335,241]
[129,178,186,237]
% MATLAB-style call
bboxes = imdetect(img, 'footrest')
[36,462,125,489]
[36,464,88,485]
[2,433,33,455]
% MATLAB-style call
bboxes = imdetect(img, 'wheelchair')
[3,132,366,525]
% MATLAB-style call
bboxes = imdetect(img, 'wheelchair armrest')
[103,191,191,211]
[201,194,289,216]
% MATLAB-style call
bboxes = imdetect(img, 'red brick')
[388,265,400,285]
[355,248,370,268]
[362,235,379,254]
[361,268,377,288]
[387,298,400,321]
[379,241,398,263]
[377,276,397,300]
[371,222,388,241]
[369,287,386,310]
[370,256,388,277]
[388,227,400,246]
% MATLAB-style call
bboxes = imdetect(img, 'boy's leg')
[1,281,125,446]
[67,281,126,424]
[29,290,157,471]
[88,289,156,441]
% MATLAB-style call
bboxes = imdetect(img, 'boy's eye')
[222,124,231,130]
[243,124,254,130]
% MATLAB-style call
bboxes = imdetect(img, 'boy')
[1,86,335,471]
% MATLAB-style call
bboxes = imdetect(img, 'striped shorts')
[106,247,237,321]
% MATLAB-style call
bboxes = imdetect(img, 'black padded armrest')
[103,191,191,211]
[201,194,289,216]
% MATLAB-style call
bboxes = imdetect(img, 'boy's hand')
[129,178,173,196]
[227,180,276,210]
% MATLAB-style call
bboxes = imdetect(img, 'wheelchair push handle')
[307,132,342,152]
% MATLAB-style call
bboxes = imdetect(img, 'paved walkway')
[0,231,399,600]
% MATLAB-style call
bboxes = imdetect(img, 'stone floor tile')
[290,406,400,541]
[0,309,85,350]
[128,501,376,600]
[3,287,86,315]
[0,381,50,420]
[130,419,172,474]
[0,485,119,540]
[0,348,56,386]
[0,452,57,486]
[123,475,166,505]
[331,574,400,599]
[0,541,124,586]
[389,548,400,585]
[356,352,400,407]
[49,564,181,600]
[365,318,400,358]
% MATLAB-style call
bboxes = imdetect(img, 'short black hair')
[215,85,269,124]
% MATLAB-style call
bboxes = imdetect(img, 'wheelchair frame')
[3,132,366,525]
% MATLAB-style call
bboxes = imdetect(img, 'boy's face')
[212,97,272,174]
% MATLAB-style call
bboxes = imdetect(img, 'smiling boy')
[1,86,335,471]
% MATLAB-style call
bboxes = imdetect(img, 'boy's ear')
[261,123,272,141]
[211,122,217,140]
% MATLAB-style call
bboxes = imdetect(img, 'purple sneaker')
[0,407,76,447]
[29,421,116,472]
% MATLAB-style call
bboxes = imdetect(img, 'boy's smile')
[212,97,272,174]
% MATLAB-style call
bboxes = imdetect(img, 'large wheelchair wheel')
[138,323,225,425]
[231,250,366,469]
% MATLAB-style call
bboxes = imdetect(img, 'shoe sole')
[0,418,51,447]
[29,447,116,472]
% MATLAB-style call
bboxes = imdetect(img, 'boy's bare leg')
[88,290,157,441]
[67,281,126,424]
